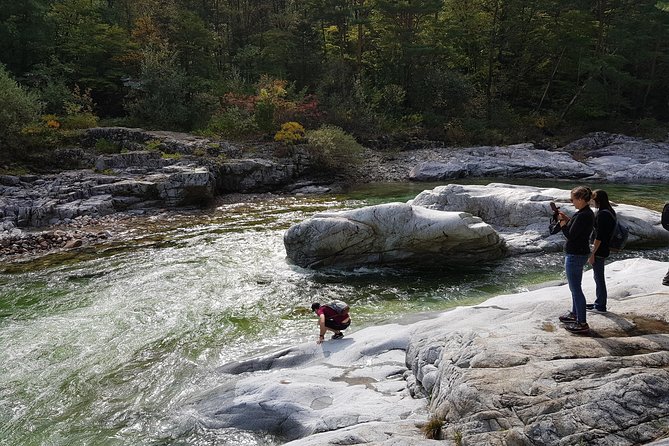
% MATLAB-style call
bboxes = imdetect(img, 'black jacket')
[592,209,616,258]
[562,206,594,255]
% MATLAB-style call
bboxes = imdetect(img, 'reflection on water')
[0,182,668,445]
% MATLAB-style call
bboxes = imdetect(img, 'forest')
[2,0,669,160]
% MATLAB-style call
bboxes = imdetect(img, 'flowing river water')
[1,180,668,445]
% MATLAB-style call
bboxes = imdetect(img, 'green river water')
[1,180,668,445]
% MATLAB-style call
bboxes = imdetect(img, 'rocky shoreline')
[190,259,669,446]
[2,128,669,264]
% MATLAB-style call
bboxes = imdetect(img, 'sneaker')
[586,306,607,313]
[559,311,576,323]
[564,322,590,334]
[332,332,344,340]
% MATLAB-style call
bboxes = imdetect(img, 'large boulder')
[215,158,299,193]
[147,165,215,206]
[283,202,506,269]
[409,144,594,181]
[406,258,669,445]
[411,183,669,254]
[564,132,669,183]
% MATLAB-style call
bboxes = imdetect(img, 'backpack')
[325,300,349,315]
[601,209,629,252]
[662,202,669,231]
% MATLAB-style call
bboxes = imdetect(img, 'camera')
[548,202,562,235]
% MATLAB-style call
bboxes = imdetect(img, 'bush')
[61,112,99,130]
[305,125,363,171]
[124,47,195,130]
[274,121,305,144]
[421,416,444,440]
[201,106,258,138]
[0,65,42,152]
[94,138,122,154]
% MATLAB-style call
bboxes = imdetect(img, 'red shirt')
[317,306,349,323]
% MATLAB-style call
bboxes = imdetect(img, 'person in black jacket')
[557,186,595,334]
[587,189,616,312]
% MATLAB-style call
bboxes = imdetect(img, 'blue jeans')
[592,256,607,311]
[565,254,589,323]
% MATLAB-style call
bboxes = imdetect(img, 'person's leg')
[324,319,338,335]
[325,319,350,337]
[565,254,588,324]
[592,256,607,311]
[663,268,669,286]
[565,255,576,316]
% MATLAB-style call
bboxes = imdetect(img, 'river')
[1,180,668,445]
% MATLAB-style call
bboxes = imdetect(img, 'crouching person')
[311,300,351,344]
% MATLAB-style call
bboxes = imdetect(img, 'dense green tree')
[1,0,668,142]
[0,0,55,76]
[0,65,42,154]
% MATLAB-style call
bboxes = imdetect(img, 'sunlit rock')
[283,202,506,269]
[406,258,669,445]
[411,183,669,254]
[565,132,669,183]
[409,144,594,181]
[189,259,669,445]
[190,319,426,442]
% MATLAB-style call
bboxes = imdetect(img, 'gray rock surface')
[82,127,242,157]
[0,162,215,228]
[190,318,429,442]
[563,132,669,183]
[407,258,669,445]
[188,259,669,445]
[406,133,669,184]
[283,202,506,269]
[411,183,669,254]
[409,144,594,181]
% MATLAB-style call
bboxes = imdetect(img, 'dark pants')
[592,256,607,311]
[664,268,669,286]
[565,254,588,323]
[325,318,350,331]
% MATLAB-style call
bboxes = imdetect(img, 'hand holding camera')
[550,202,569,226]
[548,202,568,235]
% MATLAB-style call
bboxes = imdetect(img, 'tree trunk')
[642,39,660,110]
[560,75,592,121]
[536,47,565,113]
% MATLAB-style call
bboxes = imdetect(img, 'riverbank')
[191,258,669,445]
[2,130,669,264]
